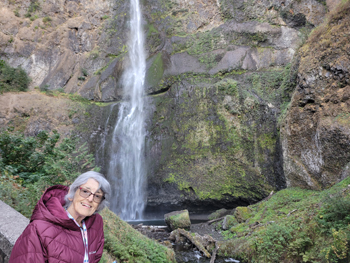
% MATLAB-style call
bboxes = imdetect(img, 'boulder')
[234,207,253,223]
[222,215,238,230]
[164,210,191,231]
[208,208,231,220]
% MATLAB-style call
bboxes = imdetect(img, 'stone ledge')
[0,201,29,263]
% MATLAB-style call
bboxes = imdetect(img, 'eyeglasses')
[79,187,105,203]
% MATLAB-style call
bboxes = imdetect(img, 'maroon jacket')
[9,185,104,263]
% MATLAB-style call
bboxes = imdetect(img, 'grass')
[101,208,176,263]
[216,176,350,262]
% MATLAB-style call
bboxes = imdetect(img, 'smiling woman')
[9,171,111,263]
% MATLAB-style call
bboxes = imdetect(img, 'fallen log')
[177,229,211,258]
[210,242,220,263]
[207,216,225,225]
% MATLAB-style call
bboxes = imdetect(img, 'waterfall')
[107,0,147,220]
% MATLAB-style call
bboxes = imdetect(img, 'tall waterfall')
[107,0,147,220]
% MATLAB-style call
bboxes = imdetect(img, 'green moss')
[215,79,238,96]
[216,177,350,262]
[258,133,275,152]
[101,208,176,262]
[147,24,159,36]
[234,207,253,223]
[224,215,238,229]
[168,210,191,230]
[150,69,291,203]
[145,53,165,88]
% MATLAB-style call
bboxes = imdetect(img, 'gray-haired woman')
[10,171,111,263]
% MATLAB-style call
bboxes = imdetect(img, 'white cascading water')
[107,0,147,220]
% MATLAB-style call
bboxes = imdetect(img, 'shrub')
[42,16,52,23]
[317,193,350,233]
[0,60,30,93]
[81,68,89,77]
[0,128,97,216]
[254,223,296,262]
[14,9,20,17]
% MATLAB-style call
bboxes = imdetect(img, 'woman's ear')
[67,189,73,201]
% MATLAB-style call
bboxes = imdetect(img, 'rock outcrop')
[143,0,326,213]
[281,2,350,190]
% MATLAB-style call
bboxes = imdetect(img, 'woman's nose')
[87,194,94,202]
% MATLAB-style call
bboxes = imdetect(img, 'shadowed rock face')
[281,3,350,190]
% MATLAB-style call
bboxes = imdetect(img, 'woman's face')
[68,178,103,222]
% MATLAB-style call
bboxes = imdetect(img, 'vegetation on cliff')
[209,177,350,263]
[0,60,30,93]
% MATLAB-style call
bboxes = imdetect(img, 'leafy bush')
[254,223,296,263]
[42,16,52,23]
[317,193,350,233]
[0,60,30,93]
[81,68,89,77]
[25,0,41,18]
[0,128,97,217]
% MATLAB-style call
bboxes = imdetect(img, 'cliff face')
[1,0,347,213]
[281,2,350,190]
[0,0,129,101]
[141,0,327,213]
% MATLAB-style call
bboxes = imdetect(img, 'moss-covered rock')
[164,210,191,231]
[146,70,292,213]
[222,215,238,230]
[208,208,231,220]
[234,206,253,223]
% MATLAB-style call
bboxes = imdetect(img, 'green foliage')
[241,31,268,46]
[40,84,50,91]
[42,16,52,25]
[0,128,96,185]
[25,0,41,18]
[317,193,350,233]
[216,178,350,263]
[81,68,89,77]
[30,15,39,21]
[0,128,98,217]
[215,78,238,96]
[254,223,296,262]
[101,208,176,263]
[14,9,20,17]
[67,93,91,103]
[0,60,30,93]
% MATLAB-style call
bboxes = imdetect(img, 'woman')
[9,171,111,263]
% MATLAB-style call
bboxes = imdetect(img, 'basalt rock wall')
[281,2,350,190]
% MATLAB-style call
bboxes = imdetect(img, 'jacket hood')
[31,185,97,230]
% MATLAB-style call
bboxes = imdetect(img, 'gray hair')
[64,171,111,213]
